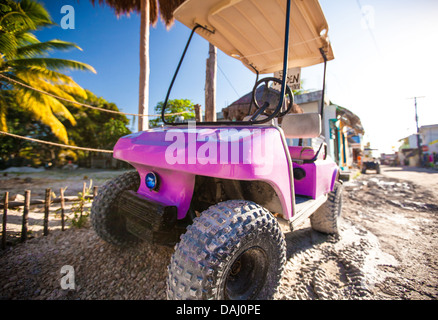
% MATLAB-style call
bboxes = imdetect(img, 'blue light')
[145,172,158,190]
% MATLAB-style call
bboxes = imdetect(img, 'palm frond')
[15,88,70,143]
[10,57,97,73]
[16,40,83,58]
[57,83,88,100]
[0,31,18,59]
[12,70,87,119]
[0,93,7,131]
[14,31,38,45]
[0,0,52,33]
[0,10,37,33]
[0,0,95,144]
[11,65,79,84]
[18,0,53,29]
[23,75,79,102]
[40,94,77,126]
[4,64,89,107]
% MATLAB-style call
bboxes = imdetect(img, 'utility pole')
[408,96,425,167]
[205,43,217,122]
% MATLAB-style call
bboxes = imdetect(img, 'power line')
[407,96,425,131]
[217,63,240,98]
[0,73,195,154]
[356,0,382,58]
[0,73,190,118]
[0,130,114,153]
[407,96,426,166]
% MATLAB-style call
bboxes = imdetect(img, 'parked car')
[362,148,381,174]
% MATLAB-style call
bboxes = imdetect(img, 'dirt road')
[345,166,438,299]
[380,166,438,192]
[0,166,437,300]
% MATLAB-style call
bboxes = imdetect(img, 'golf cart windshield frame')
[161,0,293,126]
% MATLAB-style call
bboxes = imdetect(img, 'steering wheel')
[250,77,294,120]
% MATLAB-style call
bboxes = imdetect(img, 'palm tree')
[0,0,96,143]
[90,0,186,131]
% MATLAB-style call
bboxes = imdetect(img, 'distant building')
[398,124,438,167]
[420,124,438,153]
[420,124,438,166]
[398,134,420,166]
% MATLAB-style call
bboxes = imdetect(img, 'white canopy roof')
[174,0,334,74]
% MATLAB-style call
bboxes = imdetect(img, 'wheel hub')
[225,247,268,300]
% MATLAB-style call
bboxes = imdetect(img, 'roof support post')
[319,47,328,120]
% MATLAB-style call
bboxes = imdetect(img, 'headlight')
[145,172,159,190]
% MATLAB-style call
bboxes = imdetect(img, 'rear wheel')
[166,200,286,300]
[310,181,343,235]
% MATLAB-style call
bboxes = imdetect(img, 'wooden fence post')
[43,188,51,236]
[21,190,30,242]
[194,104,202,122]
[60,188,65,232]
[93,186,98,198]
[2,192,8,249]
[80,182,86,219]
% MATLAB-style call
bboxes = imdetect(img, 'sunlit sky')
[36,0,438,153]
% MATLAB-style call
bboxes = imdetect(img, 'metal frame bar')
[161,25,204,125]
[319,47,328,120]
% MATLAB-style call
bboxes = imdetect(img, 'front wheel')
[166,200,286,300]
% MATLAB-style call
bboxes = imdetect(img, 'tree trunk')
[205,43,217,122]
[138,0,150,131]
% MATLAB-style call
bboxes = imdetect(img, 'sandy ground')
[0,168,130,240]
[0,167,130,198]
[0,165,437,300]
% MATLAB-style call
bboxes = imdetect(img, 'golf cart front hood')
[113,126,294,219]
[114,126,289,178]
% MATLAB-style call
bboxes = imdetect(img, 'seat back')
[281,113,321,139]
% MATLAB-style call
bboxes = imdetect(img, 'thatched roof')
[334,104,364,135]
[90,0,186,26]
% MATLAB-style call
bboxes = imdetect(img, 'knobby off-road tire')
[167,200,286,300]
[91,171,141,247]
[310,181,343,235]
